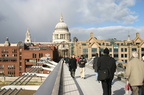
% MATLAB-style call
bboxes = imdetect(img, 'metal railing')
[34,59,64,95]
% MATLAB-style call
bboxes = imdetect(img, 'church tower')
[4,37,11,46]
[52,14,71,43]
[25,29,32,43]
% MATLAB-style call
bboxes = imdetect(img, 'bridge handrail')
[34,59,64,95]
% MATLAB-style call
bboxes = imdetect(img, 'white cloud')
[70,26,144,41]
[0,0,140,43]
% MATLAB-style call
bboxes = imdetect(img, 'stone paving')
[62,64,132,95]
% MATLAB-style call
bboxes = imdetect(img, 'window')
[109,48,112,52]
[83,48,88,54]
[12,49,17,53]
[8,65,15,69]
[125,48,127,52]
[121,48,127,52]
[39,53,43,58]
[32,53,36,58]
[55,34,58,39]
[0,70,4,74]
[121,54,123,58]
[121,48,123,52]
[0,65,4,69]
[1,49,8,53]
[82,43,86,46]
[114,54,118,57]
[141,48,144,51]
[132,48,137,51]
[12,54,17,57]
[8,70,15,75]
[114,48,118,52]
[92,48,97,53]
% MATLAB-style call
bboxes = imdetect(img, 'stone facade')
[74,32,144,63]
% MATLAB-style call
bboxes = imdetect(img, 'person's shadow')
[75,74,95,79]
[112,78,120,85]
[113,88,125,95]
[85,74,95,79]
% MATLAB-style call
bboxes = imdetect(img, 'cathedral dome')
[54,14,69,32]
[52,14,71,43]
[55,22,68,31]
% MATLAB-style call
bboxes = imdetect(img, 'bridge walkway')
[62,64,132,95]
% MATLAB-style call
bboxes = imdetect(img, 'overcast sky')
[0,0,144,43]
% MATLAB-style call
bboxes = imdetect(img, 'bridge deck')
[62,64,132,95]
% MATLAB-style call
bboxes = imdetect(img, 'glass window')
[114,54,118,57]
[132,48,137,51]
[39,53,43,58]
[32,53,36,58]
[109,48,112,52]
[141,48,144,51]
[82,43,86,46]
[92,48,97,52]
[114,48,118,52]
[83,48,88,53]
[125,48,127,52]
[121,48,123,52]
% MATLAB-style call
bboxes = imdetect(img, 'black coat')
[69,58,77,70]
[93,56,99,72]
[97,55,116,79]
[78,58,87,68]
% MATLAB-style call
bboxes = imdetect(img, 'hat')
[103,48,109,54]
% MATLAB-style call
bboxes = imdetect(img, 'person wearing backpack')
[97,48,116,95]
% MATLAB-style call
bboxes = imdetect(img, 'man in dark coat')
[97,48,116,95]
[93,53,99,81]
[69,54,77,78]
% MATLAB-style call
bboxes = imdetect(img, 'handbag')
[98,69,109,81]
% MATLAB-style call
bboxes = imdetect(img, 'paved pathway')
[62,64,132,95]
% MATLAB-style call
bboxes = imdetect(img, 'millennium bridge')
[0,57,132,95]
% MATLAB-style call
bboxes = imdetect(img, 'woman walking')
[69,54,77,78]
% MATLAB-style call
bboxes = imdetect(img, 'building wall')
[74,32,144,63]
[0,44,58,76]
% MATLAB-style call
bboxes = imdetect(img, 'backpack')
[97,57,112,81]
[98,68,110,81]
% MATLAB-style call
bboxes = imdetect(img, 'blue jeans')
[96,72,98,81]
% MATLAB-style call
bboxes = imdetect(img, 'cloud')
[0,0,139,43]
[70,26,144,41]
[76,0,137,24]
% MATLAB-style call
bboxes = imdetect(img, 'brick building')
[0,39,58,76]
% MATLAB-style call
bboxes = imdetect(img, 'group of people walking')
[68,54,87,79]
[64,48,144,95]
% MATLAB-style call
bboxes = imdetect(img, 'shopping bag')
[125,81,131,95]
[125,81,131,91]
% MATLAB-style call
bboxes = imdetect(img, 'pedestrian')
[76,56,80,61]
[64,55,70,64]
[97,48,116,95]
[78,55,87,79]
[125,51,144,95]
[69,54,77,78]
[93,53,99,81]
